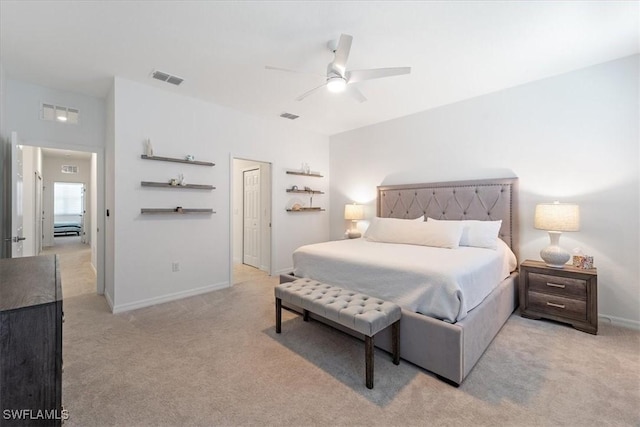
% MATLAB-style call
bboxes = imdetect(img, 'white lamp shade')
[344,203,364,221]
[534,202,580,232]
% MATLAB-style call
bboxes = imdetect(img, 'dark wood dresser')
[519,259,597,334]
[0,255,63,426]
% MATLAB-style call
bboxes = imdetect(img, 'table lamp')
[534,201,580,268]
[344,203,364,239]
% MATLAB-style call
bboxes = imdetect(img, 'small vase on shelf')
[144,139,154,157]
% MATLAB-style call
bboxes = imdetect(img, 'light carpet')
[62,275,640,426]
[42,236,96,298]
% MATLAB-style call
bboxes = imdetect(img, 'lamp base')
[347,230,361,239]
[540,231,570,268]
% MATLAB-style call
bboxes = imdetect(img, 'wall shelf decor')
[286,170,323,178]
[286,168,324,211]
[141,154,215,167]
[286,189,324,194]
[286,207,325,212]
[140,208,215,214]
[141,181,215,190]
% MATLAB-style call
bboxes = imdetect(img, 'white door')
[243,168,260,268]
[81,184,86,243]
[35,172,43,255]
[10,132,25,257]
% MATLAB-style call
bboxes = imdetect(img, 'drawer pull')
[546,282,566,289]
[546,302,565,309]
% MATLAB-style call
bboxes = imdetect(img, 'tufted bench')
[275,278,401,389]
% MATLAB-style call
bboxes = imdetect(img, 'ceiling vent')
[61,165,78,174]
[151,70,184,86]
[280,112,299,120]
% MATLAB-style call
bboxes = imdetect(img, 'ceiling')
[1,1,638,136]
[40,147,92,161]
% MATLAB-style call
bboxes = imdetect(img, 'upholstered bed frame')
[281,177,519,385]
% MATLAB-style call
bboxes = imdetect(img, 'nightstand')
[519,259,597,334]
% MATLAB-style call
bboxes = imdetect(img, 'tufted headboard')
[377,178,519,260]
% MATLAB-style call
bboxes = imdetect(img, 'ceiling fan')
[266,34,411,103]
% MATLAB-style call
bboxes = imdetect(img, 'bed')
[280,177,519,385]
[54,215,82,236]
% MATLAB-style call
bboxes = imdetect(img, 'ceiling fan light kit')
[326,76,347,93]
[266,33,411,102]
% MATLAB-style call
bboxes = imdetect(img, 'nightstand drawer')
[528,291,586,321]
[528,272,586,299]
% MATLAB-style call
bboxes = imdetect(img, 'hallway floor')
[42,236,96,298]
[233,263,269,284]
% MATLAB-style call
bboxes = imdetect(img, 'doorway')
[232,158,272,285]
[53,182,85,242]
[5,136,104,297]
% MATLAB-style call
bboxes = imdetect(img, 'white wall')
[110,77,329,312]
[41,155,91,247]
[104,83,115,306]
[0,63,5,140]
[330,55,639,328]
[0,63,8,258]
[5,80,105,148]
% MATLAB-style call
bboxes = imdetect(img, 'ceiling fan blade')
[295,83,328,101]
[346,85,367,103]
[265,65,324,78]
[331,34,353,77]
[346,67,411,84]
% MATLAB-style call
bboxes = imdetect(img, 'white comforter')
[293,238,517,323]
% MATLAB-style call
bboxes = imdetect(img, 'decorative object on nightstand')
[534,201,580,268]
[345,203,364,239]
[520,259,597,334]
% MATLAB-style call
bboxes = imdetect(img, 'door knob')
[12,236,26,242]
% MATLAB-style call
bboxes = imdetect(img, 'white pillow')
[428,218,502,250]
[365,216,463,248]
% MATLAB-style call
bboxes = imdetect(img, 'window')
[54,183,83,215]
[41,103,79,124]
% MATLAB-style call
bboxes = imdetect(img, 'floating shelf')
[141,155,215,166]
[141,208,215,215]
[286,207,325,212]
[286,171,323,178]
[141,181,215,190]
[286,189,324,194]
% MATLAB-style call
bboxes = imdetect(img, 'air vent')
[151,70,184,86]
[61,165,78,174]
[280,112,299,120]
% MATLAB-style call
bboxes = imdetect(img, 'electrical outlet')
[172,262,180,272]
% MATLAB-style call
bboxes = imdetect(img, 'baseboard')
[599,314,640,331]
[111,281,230,314]
[90,263,97,276]
[104,291,115,312]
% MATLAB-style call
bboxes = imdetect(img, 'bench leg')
[275,298,282,333]
[392,320,400,365]
[303,309,310,322]
[365,335,374,389]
